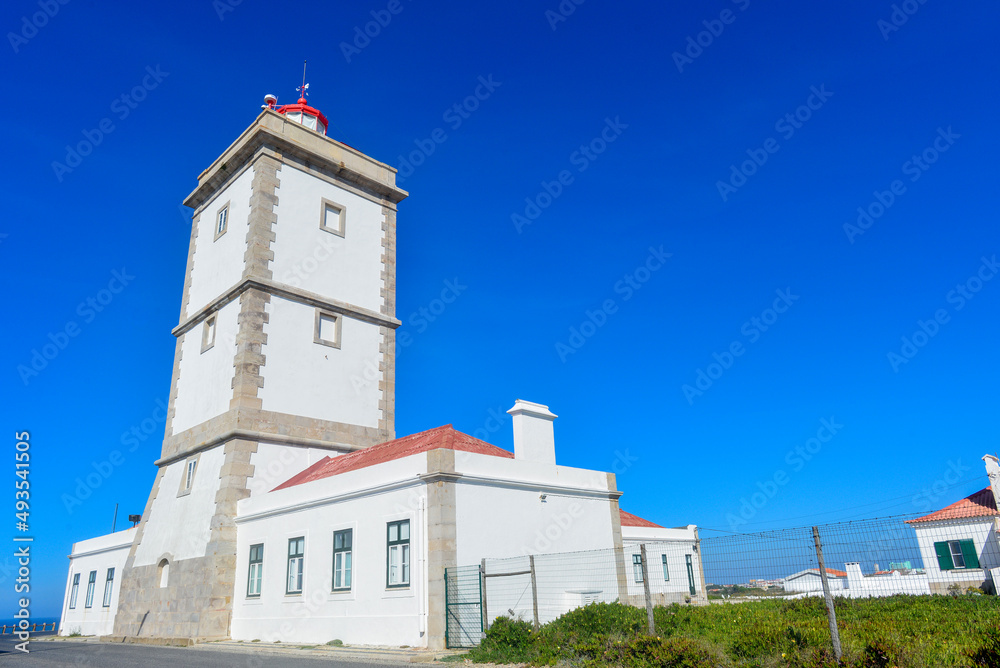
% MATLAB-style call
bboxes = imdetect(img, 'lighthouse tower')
[113,83,407,641]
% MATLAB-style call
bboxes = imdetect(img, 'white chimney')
[845,562,864,590]
[507,399,558,465]
[984,455,1000,509]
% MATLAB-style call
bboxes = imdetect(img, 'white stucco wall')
[247,443,339,497]
[782,571,846,593]
[257,296,383,427]
[233,456,429,646]
[132,447,226,567]
[912,518,999,589]
[186,166,253,316]
[270,164,385,313]
[59,528,136,637]
[171,298,240,434]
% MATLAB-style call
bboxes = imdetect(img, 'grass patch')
[468,596,1000,667]
[438,653,471,662]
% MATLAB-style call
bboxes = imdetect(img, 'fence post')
[529,555,540,632]
[480,558,489,635]
[812,526,843,661]
[640,544,655,635]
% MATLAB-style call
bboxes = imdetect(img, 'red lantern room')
[261,64,329,136]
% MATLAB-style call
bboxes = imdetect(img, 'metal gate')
[444,565,482,648]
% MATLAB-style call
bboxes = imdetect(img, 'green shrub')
[575,634,730,668]
[469,616,534,664]
[970,625,1000,668]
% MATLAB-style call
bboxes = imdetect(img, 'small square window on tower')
[201,315,217,353]
[314,310,342,349]
[214,201,230,241]
[319,198,346,237]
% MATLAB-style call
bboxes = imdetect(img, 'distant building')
[782,568,847,593]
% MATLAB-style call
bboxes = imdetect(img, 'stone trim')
[230,289,270,411]
[279,153,402,211]
[212,200,230,241]
[176,453,202,497]
[378,326,394,436]
[313,309,343,349]
[378,203,397,437]
[164,333,185,440]
[424,449,457,650]
[158,406,389,464]
[178,213,200,322]
[113,465,166,637]
[243,156,280,282]
[199,315,217,354]
[319,197,347,237]
[606,472,630,599]
[183,111,407,211]
[172,277,401,338]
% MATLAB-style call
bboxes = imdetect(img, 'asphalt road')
[0,638,407,667]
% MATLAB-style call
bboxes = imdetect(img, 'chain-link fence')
[446,513,1000,652]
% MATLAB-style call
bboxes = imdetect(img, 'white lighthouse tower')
[111,82,407,640]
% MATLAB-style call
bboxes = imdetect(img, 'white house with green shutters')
[905,455,1000,594]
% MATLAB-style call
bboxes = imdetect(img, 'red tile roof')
[906,487,999,524]
[619,509,663,528]
[272,425,514,491]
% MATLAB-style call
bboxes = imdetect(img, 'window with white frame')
[632,554,643,583]
[950,541,967,569]
[247,544,263,597]
[333,529,352,591]
[85,570,96,608]
[215,202,229,240]
[201,315,216,353]
[386,520,410,587]
[102,568,115,607]
[661,554,670,581]
[179,457,198,495]
[319,198,346,237]
[69,573,80,609]
[314,310,342,349]
[287,537,305,594]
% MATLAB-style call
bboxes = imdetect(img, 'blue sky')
[3,0,998,617]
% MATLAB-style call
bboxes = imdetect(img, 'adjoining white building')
[905,455,1000,595]
[59,528,136,637]
[58,87,697,648]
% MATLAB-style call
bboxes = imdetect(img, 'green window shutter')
[934,542,954,570]
[959,540,980,569]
